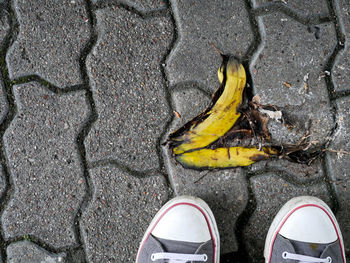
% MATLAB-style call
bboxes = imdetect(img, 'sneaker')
[264,196,346,263]
[136,196,220,263]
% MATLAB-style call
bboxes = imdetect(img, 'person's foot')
[264,196,346,263]
[136,196,220,263]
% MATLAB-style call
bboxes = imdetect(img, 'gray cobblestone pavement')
[0,0,349,262]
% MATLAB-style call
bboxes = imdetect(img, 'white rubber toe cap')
[152,204,211,243]
[279,206,338,243]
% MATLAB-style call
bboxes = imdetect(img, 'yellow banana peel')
[171,59,246,154]
[168,55,279,169]
[176,147,279,169]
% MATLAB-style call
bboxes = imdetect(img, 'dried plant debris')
[165,55,324,170]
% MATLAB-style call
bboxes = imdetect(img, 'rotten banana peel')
[167,55,279,169]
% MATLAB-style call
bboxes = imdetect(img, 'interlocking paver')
[163,86,248,253]
[166,0,253,91]
[249,158,325,181]
[0,73,9,124]
[92,0,166,11]
[252,13,336,145]
[2,82,89,248]
[252,0,329,16]
[6,0,90,88]
[0,12,9,124]
[325,96,350,253]
[243,173,332,261]
[0,73,7,125]
[0,10,9,43]
[332,0,350,92]
[0,165,6,203]
[84,6,173,171]
[80,165,169,262]
[7,241,65,263]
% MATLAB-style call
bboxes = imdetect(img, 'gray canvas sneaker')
[136,196,220,263]
[264,196,346,263]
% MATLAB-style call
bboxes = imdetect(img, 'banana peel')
[170,59,246,155]
[167,55,279,169]
[176,147,279,169]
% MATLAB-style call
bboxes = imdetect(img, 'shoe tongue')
[155,235,203,254]
[289,238,327,258]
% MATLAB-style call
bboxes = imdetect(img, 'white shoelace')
[151,252,208,262]
[282,251,332,263]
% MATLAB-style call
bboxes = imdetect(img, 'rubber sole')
[136,195,220,263]
[263,196,346,263]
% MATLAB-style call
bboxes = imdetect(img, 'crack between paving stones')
[154,0,182,191]
[247,168,329,187]
[10,75,87,94]
[93,0,169,19]
[321,155,339,214]
[0,1,21,260]
[316,0,348,219]
[70,0,100,262]
[87,159,164,178]
[242,0,264,104]
[234,171,257,263]
[326,0,350,101]
[154,6,178,188]
[227,2,265,262]
[253,2,332,25]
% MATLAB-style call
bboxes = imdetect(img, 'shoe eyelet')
[203,254,208,262]
[326,257,332,263]
[282,252,288,259]
[151,254,156,261]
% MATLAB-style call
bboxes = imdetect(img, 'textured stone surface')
[6,0,90,87]
[244,173,332,261]
[2,82,89,248]
[252,0,329,16]
[81,165,169,262]
[332,0,350,92]
[166,0,253,92]
[92,0,166,11]
[252,13,336,145]
[0,12,9,124]
[0,73,8,125]
[163,86,248,253]
[0,9,9,43]
[0,165,6,204]
[248,158,325,182]
[325,96,350,253]
[7,241,65,263]
[85,6,173,171]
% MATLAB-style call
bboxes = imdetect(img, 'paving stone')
[85,6,173,171]
[252,13,336,146]
[166,0,253,92]
[252,0,329,16]
[169,84,211,128]
[0,9,10,42]
[325,96,350,254]
[332,0,350,92]
[6,0,90,88]
[81,165,169,262]
[0,73,8,125]
[0,12,9,124]
[163,86,248,254]
[2,82,89,248]
[0,165,6,203]
[7,241,65,263]
[243,173,332,261]
[248,157,325,182]
[92,0,166,11]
